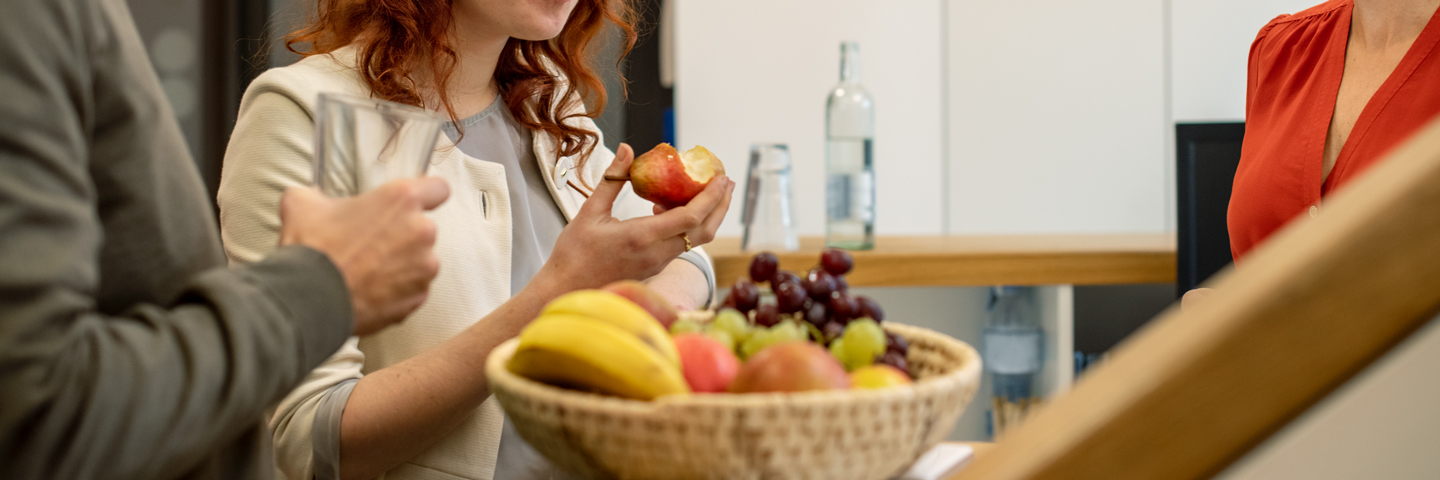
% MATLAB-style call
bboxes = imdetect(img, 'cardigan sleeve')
[217,69,367,480]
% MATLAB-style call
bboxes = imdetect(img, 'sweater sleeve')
[0,0,352,478]
[217,68,370,480]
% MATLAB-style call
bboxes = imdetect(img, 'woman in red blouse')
[1185,0,1440,308]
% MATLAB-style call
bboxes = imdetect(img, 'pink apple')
[600,280,680,328]
[672,333,741,393]
[728,341,849,393]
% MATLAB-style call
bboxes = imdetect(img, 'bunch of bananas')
[508,290,690,400]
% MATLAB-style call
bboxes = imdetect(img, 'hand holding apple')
[537,144,734,291]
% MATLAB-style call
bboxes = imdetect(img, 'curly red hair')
[286,0,637,179]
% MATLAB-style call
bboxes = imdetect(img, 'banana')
[540,290,680,366]
[509,314,690,400]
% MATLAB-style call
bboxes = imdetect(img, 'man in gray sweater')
[0,0,451,478]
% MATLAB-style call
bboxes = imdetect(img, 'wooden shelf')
[706,234,1176,287]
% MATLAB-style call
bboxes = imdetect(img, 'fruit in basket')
[629,143,725,209]
[885,332,909,354]
[857,295,885,322]
[673,333,741,393]
[820,248,853,275]
[703,329,736,351]
[753,303,781,328]
[837,319,886,371]
[541,290,679,365]
[727,278,760,312]
[728,341,850,393]
[711,308,753,344]
[670,318,704,335]
[821,320,846,344]
[849,364,912,389]
[508,314,689,399]
[600,280,679,328]
[828,292,859,322]
[774,270,801,287]
[773,280,808,314]
[803,302,828,328]
[749,252,779,284]
[739,320,805,359]
[805,269,838,300]
[876,350,910,377]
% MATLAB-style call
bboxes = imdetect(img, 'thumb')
[278,186,328,246]
[280,186,327,224]
[578,143,634,218]
[412,176,451,210]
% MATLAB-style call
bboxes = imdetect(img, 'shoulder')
[242,47,370,115]
[1251,0,1349,55]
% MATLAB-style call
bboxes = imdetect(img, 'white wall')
[947,0,1167,235]
[1171,0,1320,123]
[674,0,1326,238]
[674,0,944,238]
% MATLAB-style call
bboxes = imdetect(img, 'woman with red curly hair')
[216,0,733,479]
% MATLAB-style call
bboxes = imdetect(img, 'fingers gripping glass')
[313,93,446,196]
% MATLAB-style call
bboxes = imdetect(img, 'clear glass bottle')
[825,41,875,250]
[982,286,1043,439]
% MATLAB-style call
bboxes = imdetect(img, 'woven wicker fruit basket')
[486,321,981,480]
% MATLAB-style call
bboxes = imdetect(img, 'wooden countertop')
[707,234,1176,287]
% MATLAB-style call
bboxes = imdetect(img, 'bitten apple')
[629,143,725,209]
[601,280,680,328]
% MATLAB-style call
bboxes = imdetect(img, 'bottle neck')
[839,42,861,83]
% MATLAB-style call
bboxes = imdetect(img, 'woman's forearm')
[334,257,708,479]
[336,274,574,480]
[644,258,711,311]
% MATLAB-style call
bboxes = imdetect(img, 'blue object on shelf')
[663,107,675,146]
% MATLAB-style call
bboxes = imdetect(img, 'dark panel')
[1176,122,1245,296]
[623,0,672,150]
[1073,283,1176,354]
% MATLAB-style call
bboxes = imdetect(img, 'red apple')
[728,341,849,393]
[600,280,680,328]
[630,143,725,209]
[672,333,741,393]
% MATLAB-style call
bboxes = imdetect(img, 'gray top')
[0,0,354,478]
[309,99,716,480]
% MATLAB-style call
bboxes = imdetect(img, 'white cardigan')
[217,48,711,480]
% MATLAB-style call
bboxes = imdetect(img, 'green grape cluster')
[669,318,704,335]
[740,321,807,359]
[831,318,886,371]
[710,308,753,345]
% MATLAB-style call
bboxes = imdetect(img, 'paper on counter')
[895,443,975,480]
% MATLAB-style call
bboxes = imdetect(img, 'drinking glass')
[313,93,446,197]
[741,143,799,252]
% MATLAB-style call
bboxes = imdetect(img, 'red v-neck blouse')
[1229,0,1440,260]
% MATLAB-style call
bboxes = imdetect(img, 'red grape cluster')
[720,248,909,374]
